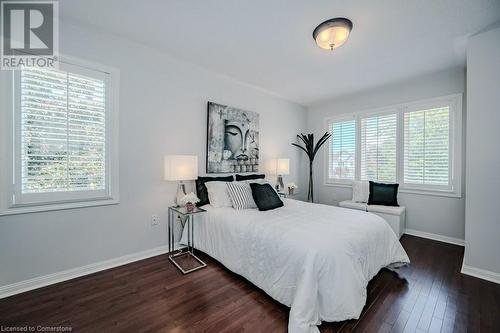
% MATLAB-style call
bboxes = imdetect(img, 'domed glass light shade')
[313,18,353,51]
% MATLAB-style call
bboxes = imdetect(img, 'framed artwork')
[206,102,259,173]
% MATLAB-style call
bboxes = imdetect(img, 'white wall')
[307,68,466,240]
[0,22,307,287]
[464,26,500,276]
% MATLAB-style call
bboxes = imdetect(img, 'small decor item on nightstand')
[179,192,200,212]
[185,202,195,212]
[287,182,298,195]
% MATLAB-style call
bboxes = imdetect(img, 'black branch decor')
[292,132,331,202]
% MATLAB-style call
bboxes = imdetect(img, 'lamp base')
[175,182,186,207]
[277,175,284,192]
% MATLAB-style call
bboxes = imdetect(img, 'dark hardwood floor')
[1,235,499,332]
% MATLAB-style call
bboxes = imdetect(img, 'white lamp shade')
[276,158,290,175]
[164,155,198,181]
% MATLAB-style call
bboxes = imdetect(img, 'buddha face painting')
[207,102,259,173]
[224,120,257,161]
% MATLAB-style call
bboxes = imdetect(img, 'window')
[20,68,106,194]
[327,119,356,180]
[360,113,397,182]
[404,106,450,188]
[325,94,462,197]
[1,58,119,214]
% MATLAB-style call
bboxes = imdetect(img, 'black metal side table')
[168,206,207,274]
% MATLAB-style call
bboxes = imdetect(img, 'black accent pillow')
[235,174,266,181]
[250,183,284,211]
[195,176,234,206]
[368,181,399,206]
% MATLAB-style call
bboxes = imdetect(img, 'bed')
[181,198,410,333]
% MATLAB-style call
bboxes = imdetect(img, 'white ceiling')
[60,0,500,107]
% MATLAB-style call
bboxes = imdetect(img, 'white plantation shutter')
[68,72,106,191]
[21,68,69,193]
[18,65,107,200]
[360,113,397,182]
[404,107,450,186]
[327,119,356,180]
[323,95,461,197]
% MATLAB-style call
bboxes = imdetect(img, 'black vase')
[308,160,314,202]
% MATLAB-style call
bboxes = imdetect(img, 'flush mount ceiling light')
[313,17,353,51]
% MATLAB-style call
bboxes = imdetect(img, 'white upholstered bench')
[338,200,406,238]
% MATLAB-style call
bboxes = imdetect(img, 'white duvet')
[181,199,409,333]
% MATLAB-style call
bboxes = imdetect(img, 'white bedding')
[181,199,409,333]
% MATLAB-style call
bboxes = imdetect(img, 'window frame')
[324,94,462,198]
[0,55,120,215]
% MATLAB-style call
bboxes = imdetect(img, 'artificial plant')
[292,132,331,202]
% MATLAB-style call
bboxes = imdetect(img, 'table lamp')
[276,158,290,192]
[164,155,198,206]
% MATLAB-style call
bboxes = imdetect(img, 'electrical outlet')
[151,215,160,226]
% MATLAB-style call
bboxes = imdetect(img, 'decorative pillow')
[368,181,399,206]
[226,182,257,209]
[352,180,369,203]
[195,176,234,206]
[235,174,265,181]
[205,181,233,208]
[243,178,270,185]
[245,178,280,193]
[250,183,284,211]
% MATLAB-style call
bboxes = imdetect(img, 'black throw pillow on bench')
[250,183,284,211]
[368,181,399,206]
[235,174,266,181]
[195,175,234,206]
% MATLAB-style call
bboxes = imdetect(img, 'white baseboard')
[0,244,182,299]
[461,264,500,284]
[404,228,465,246]
[404,230,499,285]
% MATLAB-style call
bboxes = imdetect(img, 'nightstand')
[168,206,207,274]
[278,192,301,200]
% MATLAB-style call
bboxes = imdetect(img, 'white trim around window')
[0,55,120,215]
[324,94,462,198]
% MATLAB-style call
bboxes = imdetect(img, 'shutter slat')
[68,101,106,112]
[21,105,68,114]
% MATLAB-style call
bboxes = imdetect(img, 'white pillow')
[226,182,257,209]
[352,180,369,203]
[205,181,233,208]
